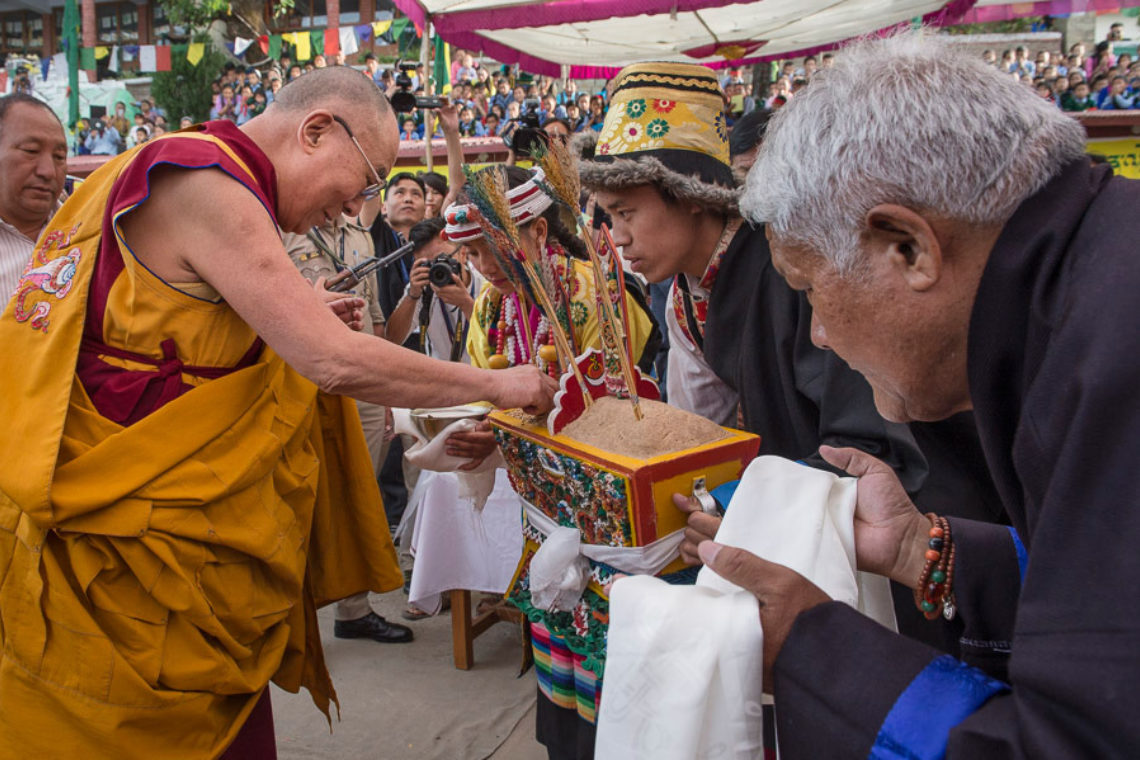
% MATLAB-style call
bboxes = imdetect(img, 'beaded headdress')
[443,167,554,244]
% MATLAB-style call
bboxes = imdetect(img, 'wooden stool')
[449,589,526,670]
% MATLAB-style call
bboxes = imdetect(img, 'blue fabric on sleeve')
[710,480,739,512]
[1007,526,1028,584]
[870,654,1009,760]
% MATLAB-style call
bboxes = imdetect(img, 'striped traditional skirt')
[531,620,601,724]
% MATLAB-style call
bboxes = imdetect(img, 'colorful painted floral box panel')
[491,410,761,581]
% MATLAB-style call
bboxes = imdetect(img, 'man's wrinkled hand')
[698,541,830,692]
[673,493,722,566]
[493,365,558,416]
[819,445,930,585]
[314,277,365,331]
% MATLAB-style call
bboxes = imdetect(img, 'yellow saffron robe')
[0,125,402,758]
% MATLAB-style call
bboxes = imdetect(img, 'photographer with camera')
[385,216,483,363]
[84,117,123,155]
[501,96,548,165]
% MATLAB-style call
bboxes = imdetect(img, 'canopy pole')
[421,18,433,173]
[64,0,79,127]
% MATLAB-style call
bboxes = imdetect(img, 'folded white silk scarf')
[596,456,896,760]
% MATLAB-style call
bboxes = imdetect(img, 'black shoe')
[333,612,414,643]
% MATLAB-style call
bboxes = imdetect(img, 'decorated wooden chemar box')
[491,394,760,674]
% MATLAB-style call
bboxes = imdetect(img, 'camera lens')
[390,90,417,113]
[428,255,460,288]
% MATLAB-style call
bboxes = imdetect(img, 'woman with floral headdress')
[441,164,658,759]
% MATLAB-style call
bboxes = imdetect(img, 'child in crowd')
[1098,75,1135,109]
[484,113,502,136]
[401,118,421,141]
[211,84,238,122]
[1062,80,1097,111]
[129,125,150,148]
[457,106,485,137]
[235,84,254,125]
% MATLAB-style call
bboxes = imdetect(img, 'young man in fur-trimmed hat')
[578,62,1005,659]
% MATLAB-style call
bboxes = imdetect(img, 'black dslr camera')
[390,62,444,113]
[422,253,462,288]
[502,97,547,157]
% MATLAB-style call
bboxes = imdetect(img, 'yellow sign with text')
[1087,138,1140,179]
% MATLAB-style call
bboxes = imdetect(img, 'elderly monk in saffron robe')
[0,68,554,759]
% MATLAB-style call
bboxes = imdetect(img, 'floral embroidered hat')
[578,61,740,215]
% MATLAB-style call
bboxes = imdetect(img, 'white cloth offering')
[392,408,502,510]
[596,456,896,760]
[404,469,525,615]
[521,502,686,612]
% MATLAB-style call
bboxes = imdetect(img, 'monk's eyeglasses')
[331,114,384,201]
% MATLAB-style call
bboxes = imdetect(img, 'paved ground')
[271,587,547,760]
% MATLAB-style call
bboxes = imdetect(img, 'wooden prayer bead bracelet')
[914,513,957,621]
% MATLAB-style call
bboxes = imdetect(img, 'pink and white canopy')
[959,0,1140,23]
[393,0,982,77]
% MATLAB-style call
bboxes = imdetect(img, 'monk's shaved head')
[269,66,391,121]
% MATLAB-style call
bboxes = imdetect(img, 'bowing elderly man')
[698,31,1140,758]
[0,66,553,759]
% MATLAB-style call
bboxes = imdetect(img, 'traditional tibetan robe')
[0,121,402,759]
[771,159,1140,758]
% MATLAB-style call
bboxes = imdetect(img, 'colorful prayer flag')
[155,45,172,72]
[339,27,359,57]
[108,45,119,73]
[234,37,253,57]
[372,20,391,38]
[311,28,324,57]
[138,44,156,71]
[268,34,282,59]
[390,17,407,40]
[433,36,451,95]
[325,28,340,57]
[187,42,205,66]
[79,46,96,70]
[94,46,109,60]
[294,31,312,61]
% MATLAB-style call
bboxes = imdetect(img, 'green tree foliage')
[150,41,228,123]
[158,0,230,29]
[156,0,294,37]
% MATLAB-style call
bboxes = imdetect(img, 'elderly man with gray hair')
[696,31,1139,757]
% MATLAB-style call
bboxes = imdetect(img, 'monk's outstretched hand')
[491,365,559,416]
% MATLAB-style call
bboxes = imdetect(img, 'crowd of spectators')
[74,20,1140,160]
[980,22,1140,111]
[73,95,177,155]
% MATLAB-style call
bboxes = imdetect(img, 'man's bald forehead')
[270,66,391,120]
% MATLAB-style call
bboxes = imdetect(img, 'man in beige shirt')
[283,214,415,644]
[0,94,67,304]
